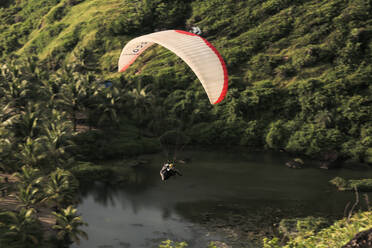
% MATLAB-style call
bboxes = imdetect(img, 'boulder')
[286,158,304,169]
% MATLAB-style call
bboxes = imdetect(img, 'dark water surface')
[71,149,372,248]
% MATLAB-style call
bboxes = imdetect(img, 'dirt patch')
[0,173,17,183]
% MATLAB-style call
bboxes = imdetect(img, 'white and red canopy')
[118,30,228,104]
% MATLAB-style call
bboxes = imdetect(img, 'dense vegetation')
[1,0,372,163]
[263,211,372,248]
[0,166,87,247]
[0,0,372,247]
[330,176,372,191]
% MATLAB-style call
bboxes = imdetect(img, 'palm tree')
[16,184,42,209]
[13,165,43,187]
[44,168,79,209]
[0,207,42,247]
[52,205,88,246]
[16,137,47,168]
[0,128,14,172]
[127,80,153,126]
[12,165,44,209]
[35,79,58,109]
[12,105,41,139]
[54,67,98,131]
[0,103,19,127]
[41,109,75,167]
[0,69,30,112]
[56,82,87,132]
[96,85,121,128]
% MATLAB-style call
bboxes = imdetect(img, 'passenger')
[160,163,182,181]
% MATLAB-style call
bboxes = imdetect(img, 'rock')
[285,158,303,169]
[320,163,332,169]
[342,228,372,248]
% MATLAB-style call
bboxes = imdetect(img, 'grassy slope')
[1,0,369,86]
[2,0,371,77]
[0,0,371,161]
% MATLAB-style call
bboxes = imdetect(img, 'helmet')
[169,163,174,168]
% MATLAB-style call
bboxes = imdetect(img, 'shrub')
[265,120,288,149]
[286,125,343,156]
[341,139,366,162]
[329,176,349,191]
[278,216,329,239]
[159,240,188,248]
[275,63,296,79]
[364,148,372,164]
[330,177,372,192]
[240,120,265,147]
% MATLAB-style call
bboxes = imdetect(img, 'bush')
[329,176,349,191]
[364,148,372,164]
[265,120,288,149]
[275,63,296,79]
[285,125,343,156]
[330,177,372,192]
[240,120,265,147]
[341,139,366,162]
[278,216,329,239]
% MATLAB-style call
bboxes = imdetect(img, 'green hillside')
[1,0,372,162]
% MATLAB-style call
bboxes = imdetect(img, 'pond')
[71,149,372,248]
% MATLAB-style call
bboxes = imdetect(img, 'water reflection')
[72,150,372,248]
[74,184,223,248]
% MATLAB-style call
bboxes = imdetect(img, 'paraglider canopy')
[118,30,228,104]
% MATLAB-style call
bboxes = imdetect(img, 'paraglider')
[160,162,182,181]
[118,30,228,181]
[118,30,228,104]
